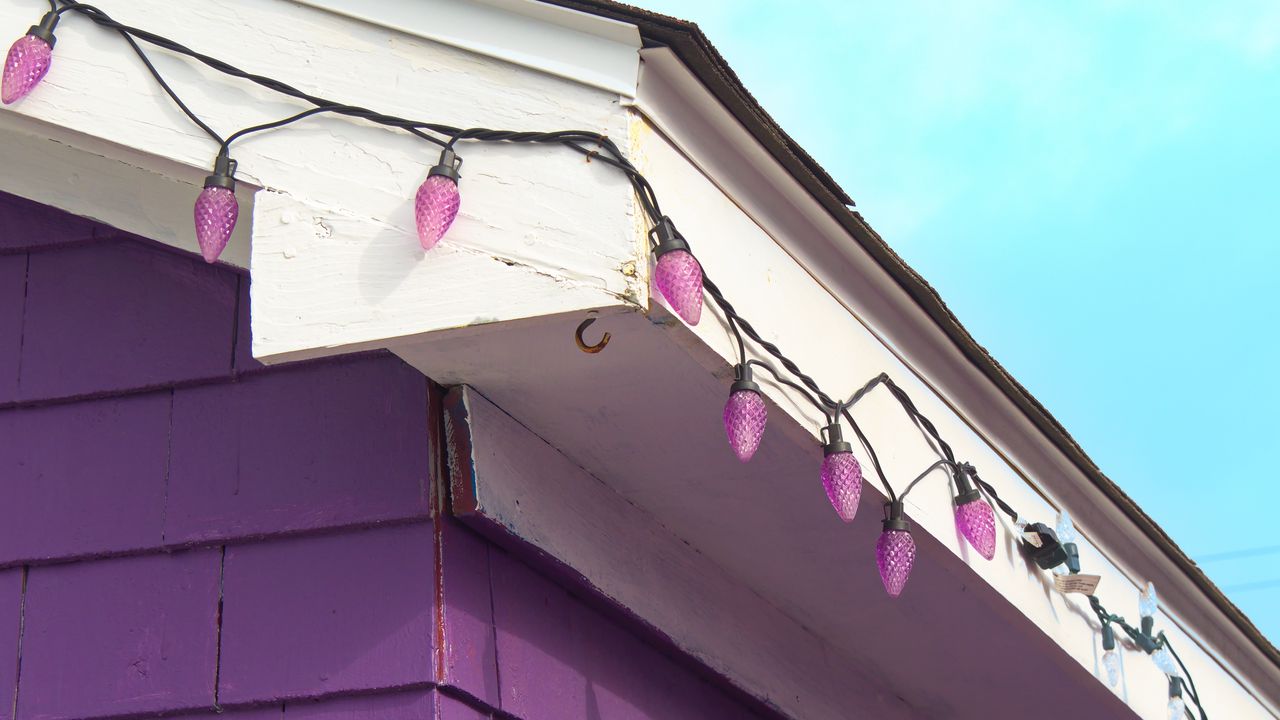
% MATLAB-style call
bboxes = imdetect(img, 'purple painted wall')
[0,193,775,720]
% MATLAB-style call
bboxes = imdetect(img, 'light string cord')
[36,4,1210,713]
[1090,596,1208,719]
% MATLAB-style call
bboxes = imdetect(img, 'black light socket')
[1142,616,1155,638]
[1063,541,1081,574]
[953,464,981,505]
[1022,522,1069,570]
[28,12,59,47]
[1101,623,1116,652]
[821,422,852,456]
[729,363,761,396]
[204,153,237,191]
[1169,676,1184,699]
[1141,630,1162,653]
[882,500,910,533]
[428,147,462,183]
[651,217,690,258]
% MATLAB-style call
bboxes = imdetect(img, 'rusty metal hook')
[575,317,611,354]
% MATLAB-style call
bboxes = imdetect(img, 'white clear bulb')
[1168,696,1186,720]
[1103,649,1120,687]
[1153,646,1179,675]
[1052,563,1069,577]
[1055,509,1078,544]
[1139,581,1159,619]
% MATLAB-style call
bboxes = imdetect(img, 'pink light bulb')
[3,28,54,105]
[877,529,916,597]
[954,497,996,560]
[821,452,862,522]
[819,423,862,522]
[416,148,461,251]
[877,502,916,597]
[194,155,239,264]
[723,381,767,465]
[653,249,703,325]
[194,187,238,264]
[415,176,459,250]
[723,364,766,462]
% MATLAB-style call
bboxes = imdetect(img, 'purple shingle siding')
[0,193,97,254]
[0,254,25,404]
[285,688,435,719]
[164,356,431,546]
[17,549,221,720]
[0,392,171,566]
[217,524,436,705]
[0,195,779,720]
[0,569,21,716]
[18,239,237,402]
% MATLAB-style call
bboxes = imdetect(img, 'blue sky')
[631,1,1280,641]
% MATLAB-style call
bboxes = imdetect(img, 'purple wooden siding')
[0,193,777,720]
[218,524,436,704]
[19,550,222,719]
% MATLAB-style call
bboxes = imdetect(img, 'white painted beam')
[0,112,255,267]
[294,0,642,96]
[446,385,917,720]
[0,0,645,362]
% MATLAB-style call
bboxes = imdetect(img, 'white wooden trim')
[447,385,917,720]
[0,113,255,268]
[293,0,641,97]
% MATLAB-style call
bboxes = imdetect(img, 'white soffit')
[292,0,642,96]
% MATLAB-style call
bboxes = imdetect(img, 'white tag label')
[1055,574,1102,595]
[1022,531,1044,547]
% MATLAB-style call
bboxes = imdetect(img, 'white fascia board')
[631,47,1279,717]
[0,112,254,268]
[292,0,642,97]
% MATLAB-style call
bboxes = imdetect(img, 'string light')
[1153,645,1180,676]
[11,4,1216,715]
[2,12,56,104]
[1169,678,1187,720]
[819,422,863,522]
[952,465,996,560]
[1055,509,1081,575]
[877,500,916,597]
[1140,581,1160,632]
[649,218,703,326]
[416,146,462,251]
[1101,623,1121,687]
[723,363,767,462]
[193,151,238,264]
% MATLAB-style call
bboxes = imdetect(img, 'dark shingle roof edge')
[538,0,1280,671]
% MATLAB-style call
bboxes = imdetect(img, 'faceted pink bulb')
[954,497,996,560]
[3,34,52,104]
[876,529,917,597]
[820,451,863,522]
[193,186,238,264]
[653,249,703,325]
[414,175,459,251]
[723,389,766,462]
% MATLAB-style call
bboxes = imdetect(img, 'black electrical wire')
[1165,637,1208,720]
[56,2,225,145]
[899,459,959,501]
